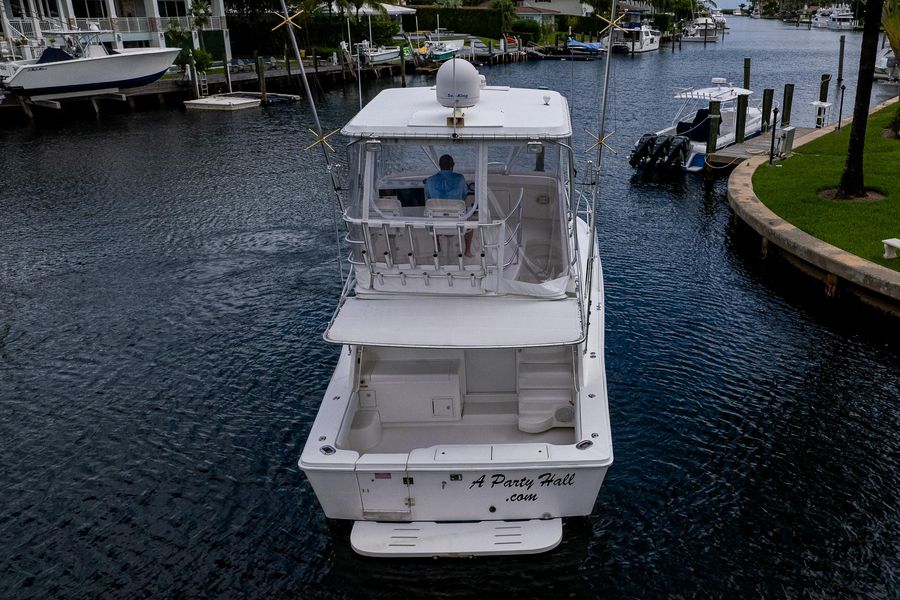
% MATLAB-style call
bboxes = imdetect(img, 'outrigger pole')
[584,0,617,318]
[276,0,347,279]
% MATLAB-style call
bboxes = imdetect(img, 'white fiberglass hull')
[681,34,718,43]
[300,219,612,554]
[366,48,401,64]
[0,48,179,98]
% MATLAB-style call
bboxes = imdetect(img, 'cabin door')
[356,455,411,519]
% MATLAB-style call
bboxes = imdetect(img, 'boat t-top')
[629,78,764,172]
[0,26,179,100]
[299,59,613,557]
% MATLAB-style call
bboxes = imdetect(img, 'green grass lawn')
[753,103,900,272]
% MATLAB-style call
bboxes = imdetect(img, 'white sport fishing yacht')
[682,16,719,42]
[605,7,660,53]
[629,78,764,172]
[299,59,613,557]
[812,6,833,28]
[827,4,854,30]
[0,28,178,100]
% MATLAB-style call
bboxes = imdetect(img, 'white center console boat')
[299,60,614,557]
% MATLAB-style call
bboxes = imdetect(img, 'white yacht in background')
[710,9,727,29]
[682,16,719,42]
[605,6,659,53]
[811,6,832,28]
[0,28,178,100]
[608,22,661,52]
[629,78,764,172]
[300,59,613,557]
[827,4,854,30]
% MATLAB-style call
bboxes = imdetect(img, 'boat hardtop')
[673,80,752,102]
[341,85,572,139]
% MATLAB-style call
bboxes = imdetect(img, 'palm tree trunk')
[837,0,885,198]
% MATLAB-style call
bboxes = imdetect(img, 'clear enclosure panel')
[485,143,569,295]
[346,143,366,266]
[368,142,478,215]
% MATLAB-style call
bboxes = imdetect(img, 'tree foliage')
[492,0,516,33]
[885,0,900,65]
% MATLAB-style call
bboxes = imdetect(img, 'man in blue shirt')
[425,154,468,201]
[424,154,474,257]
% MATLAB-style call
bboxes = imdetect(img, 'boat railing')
[343,189,526,289]
[5,19,37,40]
[11,16,230,37]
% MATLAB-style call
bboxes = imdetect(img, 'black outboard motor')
[648,135,672,165]
[629,133,657,168]
[663,136,691,170]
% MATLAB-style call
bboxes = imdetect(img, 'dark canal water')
[2,17,899,599]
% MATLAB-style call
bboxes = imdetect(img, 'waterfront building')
[516,0,594,18]
[0,0,231,60]
[515,5,559,28]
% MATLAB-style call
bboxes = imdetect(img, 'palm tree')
[836,0,885,198]
[189,0,211,50]
[493,0,516,35]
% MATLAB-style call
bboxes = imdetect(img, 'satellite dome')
[435,59,481,108]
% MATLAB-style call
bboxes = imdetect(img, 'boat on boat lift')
[299,59,613,557]
[565,37,605,54]
[629,78,764,173]
[0,26,178,100]
[356,40,402,64]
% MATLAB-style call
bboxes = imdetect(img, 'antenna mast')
[584,0,616,318]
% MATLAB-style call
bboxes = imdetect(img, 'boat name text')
[468,472,576,492]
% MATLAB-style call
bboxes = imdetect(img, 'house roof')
[516,6,560,14]
[325,2,416,16]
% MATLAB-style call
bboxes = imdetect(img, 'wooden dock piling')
[255,53,267,105]
[735,94,748,144]
[224,56,233,93]
[781,83,794,127]
[189,50,200,100]
[818,73,830,103]
[837,35,845,88]
[743,57,751,89]
[706,99,721,157]
[761,88,774,132]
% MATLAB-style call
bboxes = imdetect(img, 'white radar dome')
[435,59,482,108]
